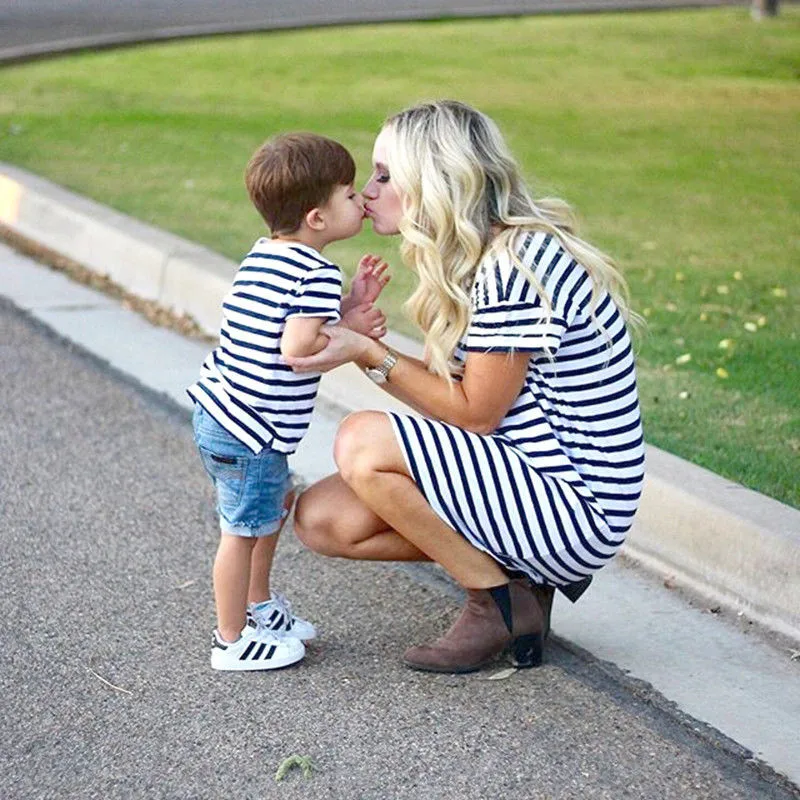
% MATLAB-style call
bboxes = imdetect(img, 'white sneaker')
[248,592,317,641]
[211,622,305,671]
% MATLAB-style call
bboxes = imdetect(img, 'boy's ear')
[304,207,326,231]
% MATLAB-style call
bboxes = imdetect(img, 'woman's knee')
[333,410,391,483]
[293,493,341,556]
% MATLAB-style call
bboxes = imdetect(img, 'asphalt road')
[0,0,738,61]
[1,295,797,799]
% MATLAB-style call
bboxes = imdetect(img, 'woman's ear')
[305,207,326,231]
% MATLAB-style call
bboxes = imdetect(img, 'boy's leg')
[247,533,279,605]
[214,534,258,643]
[246,487,317,640]
[247,489,295,605]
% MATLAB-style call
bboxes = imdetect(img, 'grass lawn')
[0,7,798,507]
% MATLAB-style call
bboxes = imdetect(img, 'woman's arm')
[286,326,529,434]
[365,340,529,434]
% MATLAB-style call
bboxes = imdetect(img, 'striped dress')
[187,239,341,454]
[388,231,645,586]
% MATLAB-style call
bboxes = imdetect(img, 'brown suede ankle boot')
[403,579,545,674]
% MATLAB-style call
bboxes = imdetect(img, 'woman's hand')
[284,324,373,374]
[341,254,391,314]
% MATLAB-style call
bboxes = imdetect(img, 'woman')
[287,100,645,673]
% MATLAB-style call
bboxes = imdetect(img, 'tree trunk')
[751,0,779,19]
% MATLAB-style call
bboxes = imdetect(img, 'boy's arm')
[283,263,343,357]
[280,317,331,358]
[340,302,387,339]
[341,254,391,316]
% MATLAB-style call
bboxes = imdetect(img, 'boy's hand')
[342,254,391,313]
[341,302,387,340]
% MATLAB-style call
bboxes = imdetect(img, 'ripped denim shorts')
[192,404,292,537]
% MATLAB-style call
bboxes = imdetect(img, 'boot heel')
[557,575,593,604]
[510,632,543,668]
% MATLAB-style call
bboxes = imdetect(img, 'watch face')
[366,368,387,384]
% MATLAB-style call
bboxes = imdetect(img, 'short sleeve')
[285,266,342,322]
[465,233,589,355]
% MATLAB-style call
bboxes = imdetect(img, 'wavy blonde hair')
[382,100,639,379]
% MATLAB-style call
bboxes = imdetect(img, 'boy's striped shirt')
[187,238,341,454]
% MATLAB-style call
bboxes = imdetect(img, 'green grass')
[1,7,798,506]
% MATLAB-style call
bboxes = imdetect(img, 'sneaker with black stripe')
[210,622,305,671]
[247,591,317,641]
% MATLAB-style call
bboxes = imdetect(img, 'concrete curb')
[2,161,798,642]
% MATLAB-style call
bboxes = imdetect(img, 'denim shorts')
[192,404,292,537]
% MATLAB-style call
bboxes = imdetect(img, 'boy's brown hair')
[245,133,356,235]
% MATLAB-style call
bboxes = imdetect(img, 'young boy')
[187,133,389,671]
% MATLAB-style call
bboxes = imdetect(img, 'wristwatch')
[365,348,398,385]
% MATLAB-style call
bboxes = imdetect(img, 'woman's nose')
[362,179,377,200]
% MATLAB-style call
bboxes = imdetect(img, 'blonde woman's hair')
[382,100,639,379]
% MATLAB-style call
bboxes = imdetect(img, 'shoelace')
[270,593,294,630]
[271,592,293,616]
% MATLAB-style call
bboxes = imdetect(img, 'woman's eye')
[376,174,390,184]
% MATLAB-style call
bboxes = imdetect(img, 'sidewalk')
[0,170,799,787]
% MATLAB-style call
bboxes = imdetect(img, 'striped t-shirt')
[187,238,342,454]
[456,230,645,537]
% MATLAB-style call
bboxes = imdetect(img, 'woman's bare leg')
[300,411,507,590]
[295,473,430,561]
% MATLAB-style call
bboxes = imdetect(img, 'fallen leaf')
[744,322,758,333]
[716,285,729,295]
[675,353,692,365]
[716,367,729,379]
[487,667,519,681]
[733,271,743,281]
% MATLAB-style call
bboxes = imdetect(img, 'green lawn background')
[1,7,798,505]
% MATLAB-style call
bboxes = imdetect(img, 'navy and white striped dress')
[388,231,645,586]
[187,239,341,454]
